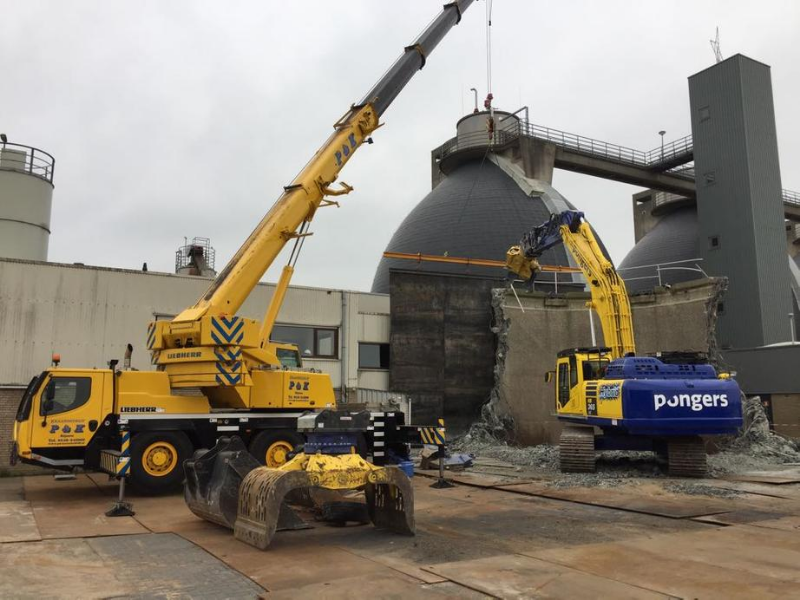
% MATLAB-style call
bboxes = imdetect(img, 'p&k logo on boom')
[654,393,729,412]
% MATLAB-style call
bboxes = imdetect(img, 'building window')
[271,325,338,359]
[699,106,711,122]
[709,235,721,250]
[359,343,390,369]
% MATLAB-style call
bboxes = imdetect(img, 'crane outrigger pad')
[184,436,414,550]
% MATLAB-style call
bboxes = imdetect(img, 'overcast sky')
[3,1,799,292]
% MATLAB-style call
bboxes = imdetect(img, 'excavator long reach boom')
[506,211,636,359]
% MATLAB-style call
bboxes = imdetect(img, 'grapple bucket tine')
[234,468,315,550]
[365,467,415,536]
[183,437,260,529]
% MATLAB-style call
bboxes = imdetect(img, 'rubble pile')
[709,396,800,474]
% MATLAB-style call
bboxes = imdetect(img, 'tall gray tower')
[689,55,791,348]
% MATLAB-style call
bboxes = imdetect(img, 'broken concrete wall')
[491,278,725,445]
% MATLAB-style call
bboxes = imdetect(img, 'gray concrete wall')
[493,279,723,444]
[389,270,497,431]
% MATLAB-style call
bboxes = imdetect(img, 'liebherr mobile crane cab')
[11,0,475,494]
[507,211,742,476]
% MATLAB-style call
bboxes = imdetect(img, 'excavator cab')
[553,348,614,418]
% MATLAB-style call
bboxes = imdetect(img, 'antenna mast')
[710,27,723,63]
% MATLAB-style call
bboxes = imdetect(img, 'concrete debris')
[464,288,516,442]
[662,482,741,498]
[703,277,729,370]
[710,396,800,475]
[453,396,799,496]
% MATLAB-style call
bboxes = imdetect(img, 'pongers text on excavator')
[11,0,475,501]
[507,210,743,476]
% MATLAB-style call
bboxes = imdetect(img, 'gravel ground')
[451,398,800,497]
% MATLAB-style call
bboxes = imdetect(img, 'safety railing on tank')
[0,141,55,184]
[521,258,707,296]
[617,258,707,288]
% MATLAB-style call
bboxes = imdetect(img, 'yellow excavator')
[507,211,742,476]
[11,0,475,519]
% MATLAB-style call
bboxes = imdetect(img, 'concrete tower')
[689,55,791,348]
[0,140,55,261]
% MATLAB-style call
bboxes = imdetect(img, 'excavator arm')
[506,211,636,359]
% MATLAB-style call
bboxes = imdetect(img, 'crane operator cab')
[12,367,115,472]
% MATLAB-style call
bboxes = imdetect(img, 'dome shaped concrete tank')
[0,141,55,261]
[619,192,800,340]
[372,111,599,293]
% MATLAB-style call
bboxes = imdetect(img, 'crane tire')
[129,431,192,495]
[249,430,305,468]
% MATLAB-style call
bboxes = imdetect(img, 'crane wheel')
[667,436,707,478]
[249,430,304,468]
[559,425,596,473]
[130,431,193,495]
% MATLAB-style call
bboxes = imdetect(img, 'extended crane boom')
[144,0,475,403]
[177,0,474,323]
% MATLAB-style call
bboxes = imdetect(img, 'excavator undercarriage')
[184,412,414,550]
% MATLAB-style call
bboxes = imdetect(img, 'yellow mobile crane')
[11,0,475,494]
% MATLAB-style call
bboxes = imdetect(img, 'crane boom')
[506,211,636,359]
[175,0,474,323]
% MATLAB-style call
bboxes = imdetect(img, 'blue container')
[395,460,414,478]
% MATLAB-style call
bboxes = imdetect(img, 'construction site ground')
[3,458,800,599]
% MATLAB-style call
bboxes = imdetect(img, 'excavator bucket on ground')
[184,436,415,550]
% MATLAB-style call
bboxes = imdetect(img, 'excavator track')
[559,425,596,473]
[667,436,707,478]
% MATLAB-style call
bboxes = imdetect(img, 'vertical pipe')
[340,291,348,404]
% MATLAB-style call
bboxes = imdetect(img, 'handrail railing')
[0,142,55,184]
[617,257,707,288]
[783,189,800,207]
[434,121,800,203]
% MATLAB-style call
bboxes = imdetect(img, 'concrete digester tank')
[0,140,55,261]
